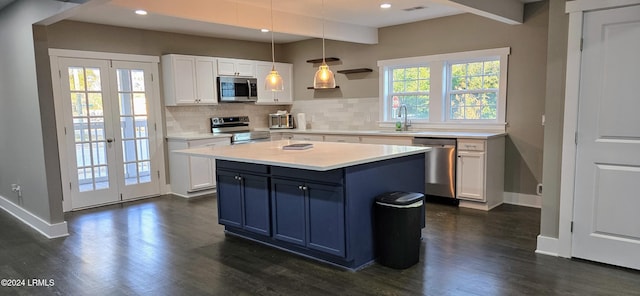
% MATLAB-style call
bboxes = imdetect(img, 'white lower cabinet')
[456,137,505,210]
[457,151,485,201]
[323,135,361,143]
[291,134,324,141]
[168,137,230,197]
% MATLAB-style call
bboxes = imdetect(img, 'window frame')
[378,47,510,131]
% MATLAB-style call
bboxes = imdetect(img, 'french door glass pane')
[69,66,110,192]
[117,68,151,185]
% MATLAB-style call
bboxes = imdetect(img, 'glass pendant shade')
[265,66,284,91]
[313,62,336,89]
[264,0,284,92]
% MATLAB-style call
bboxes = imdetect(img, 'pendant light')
[265,0,284,91]
[313,0,336,89]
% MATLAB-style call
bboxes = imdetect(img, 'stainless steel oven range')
[210,116,270,144]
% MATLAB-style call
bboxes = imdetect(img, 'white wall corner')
[503,192,542,208]
[0,195,69,239]
[536,235,559,256]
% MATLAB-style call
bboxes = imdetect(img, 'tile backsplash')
[165,104,286,134]
[290,97,379,130]
[165,97,379,135]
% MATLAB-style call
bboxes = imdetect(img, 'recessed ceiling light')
[261,28,270,33]
[380,3,391,9]
[135,9,148,16]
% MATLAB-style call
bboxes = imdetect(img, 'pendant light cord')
[322,0,326,63]
[271,0,275,68]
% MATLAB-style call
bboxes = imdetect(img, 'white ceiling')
[64,0,541,44]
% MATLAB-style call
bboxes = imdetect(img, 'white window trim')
[378,47,510,131]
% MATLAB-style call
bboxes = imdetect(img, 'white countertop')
[174,140,430,171]
[166,133,232,141]
[266,129,506,139]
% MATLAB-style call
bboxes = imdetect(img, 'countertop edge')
[265,129,506,139]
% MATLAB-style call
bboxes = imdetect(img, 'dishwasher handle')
[414,144,456,149]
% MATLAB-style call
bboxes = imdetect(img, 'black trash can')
[374,191,424,269]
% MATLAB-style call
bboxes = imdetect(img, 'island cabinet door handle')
[298,185,308,191]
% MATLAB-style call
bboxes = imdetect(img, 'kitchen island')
[175,140,429,270]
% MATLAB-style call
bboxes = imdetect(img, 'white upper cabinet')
[255,61,293,105]
[162,54,218,105]
[217,58,255,77]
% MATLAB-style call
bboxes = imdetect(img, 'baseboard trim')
[535,235,559,256]
[0,195,69,239]
[503,192,541,208]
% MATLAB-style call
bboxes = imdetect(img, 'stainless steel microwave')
[217,77,258,102]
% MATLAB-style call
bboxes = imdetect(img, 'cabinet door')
[188,155,215,191]
[255,62,275,103]
[172,56,197,104]
[457,151,485,201]
[236,60,255,77]
[217,170,243,227]
[195,57,217,104]
[217,59,237,76]
[307,183,345,257]
[255,62,293,105]
[241,174,271,236]
[274,62,293,104]
[271,178,306,246]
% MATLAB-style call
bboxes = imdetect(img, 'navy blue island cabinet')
[215,152,425,270]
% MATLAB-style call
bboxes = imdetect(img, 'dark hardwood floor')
[1,195,639,295]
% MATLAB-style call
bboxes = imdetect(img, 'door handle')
[106,138,114,143]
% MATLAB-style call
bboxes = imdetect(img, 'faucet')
[397,104,411,131]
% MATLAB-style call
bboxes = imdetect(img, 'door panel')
[271,179,306,246]
[307,183,345,257]
[572,4,640,270]
[242,174,271,236]
[216,170,243,228]
[60,58,119,208]
[112,61,160,200]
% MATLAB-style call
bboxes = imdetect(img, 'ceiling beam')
[110,0,378,44]
[433,0,524,24]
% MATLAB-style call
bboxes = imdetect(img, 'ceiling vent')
[403,6,426,12]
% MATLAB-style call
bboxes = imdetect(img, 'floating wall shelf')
[307,86,340,90]
[306,57,340,63]
[337,68,373,74]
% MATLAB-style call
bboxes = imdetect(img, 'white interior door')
[572,4,640,270]
[58,58,160,209]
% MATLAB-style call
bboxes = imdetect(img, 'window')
[378,48,509,129]
[389,66,430,120]
[448,59,500,120]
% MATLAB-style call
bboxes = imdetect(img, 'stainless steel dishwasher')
[412,138,457,199]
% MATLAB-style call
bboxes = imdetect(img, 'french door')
[58,58,160,209]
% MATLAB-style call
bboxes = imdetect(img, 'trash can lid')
[375,191,424,206]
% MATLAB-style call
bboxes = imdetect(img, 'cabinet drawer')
[188,138,230,148]
[217,160,269,174]
[272,167,344,185]
[323,135,360,143]
[291,134,324,141]
[457,139,485,151]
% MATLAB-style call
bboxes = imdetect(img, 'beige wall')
[283,2,549,196]
[541,0,568,238]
